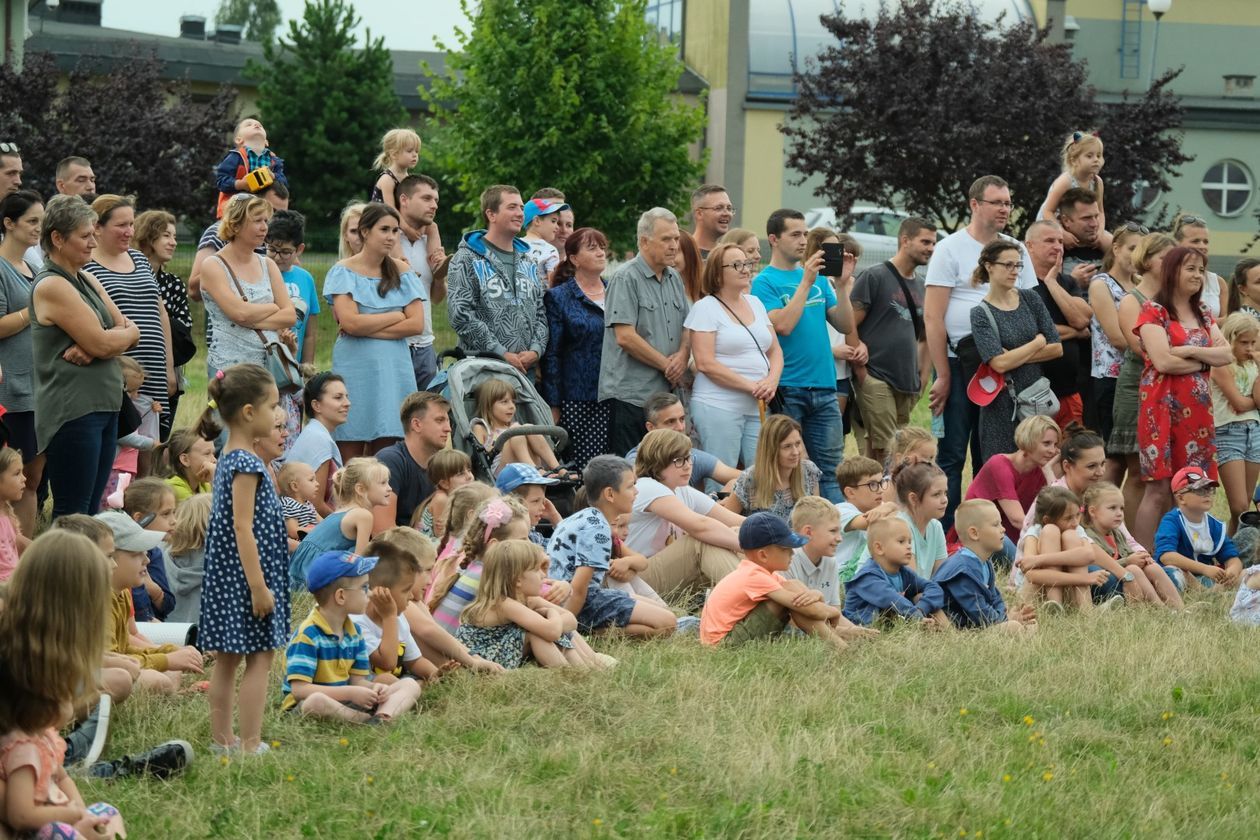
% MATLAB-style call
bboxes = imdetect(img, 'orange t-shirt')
[699,559,785,645]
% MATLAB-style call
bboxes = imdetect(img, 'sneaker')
[592,652,619,669]
[209,737,240,757]
[88,740,193,780]
[244,741,271,757]
[674,615,701,635]
[66,695,111,768]
[1099,594,1125,612]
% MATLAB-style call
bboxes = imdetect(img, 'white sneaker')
[82,694,111,766]
[1099,594,1125,612]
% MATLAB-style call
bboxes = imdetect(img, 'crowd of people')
[2,124,1260,837]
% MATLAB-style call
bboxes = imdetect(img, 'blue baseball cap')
[738,512,809,551]
[306,551,378,593]
[522,198,569,230]
[495,462,560,494]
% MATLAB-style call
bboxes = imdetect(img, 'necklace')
[576,275,604,299]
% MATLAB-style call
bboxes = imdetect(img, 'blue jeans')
[779,385,843,502]
[410,343,438,392]
[939,357,981,532]
[45,410,118,520]
[690,400,760,471]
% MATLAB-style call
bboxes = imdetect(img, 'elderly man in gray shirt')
[599,207,691,455]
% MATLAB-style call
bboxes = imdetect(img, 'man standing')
[599,207,690,455]
[55,156,97,198]
[924,175,1039,529]
[373,391,452,531]
[446,184,547,374]
[0,143,22,195]
[1024,219,1095,427]
[851,217,936,464]
[752,208,857,503]
[397,174,444,391]
[690,184,734,259]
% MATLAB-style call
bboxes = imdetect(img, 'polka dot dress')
[200,449,291,654]
[560,400,610,470]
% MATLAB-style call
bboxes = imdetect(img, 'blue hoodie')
[1154,508,1238,568]
[933,547,1008,629]
[446,230,548,358]
[842,558,944,626]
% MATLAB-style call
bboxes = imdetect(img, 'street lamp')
[1148,0,1172,88]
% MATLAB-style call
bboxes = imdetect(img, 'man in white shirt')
[397,174,444,391]
[923,175,1038,530]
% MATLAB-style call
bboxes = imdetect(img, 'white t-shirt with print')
[627,477,716,558]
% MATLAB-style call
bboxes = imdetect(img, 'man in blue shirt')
[751,209,857,503]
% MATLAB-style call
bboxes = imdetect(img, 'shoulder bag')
[214,255,303,394]
[713,296,785,416]
[976,300,1059,422]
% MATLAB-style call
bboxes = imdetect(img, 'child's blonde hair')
[1061,131,1103,172]
[1033,485,1079,526]
[118,354,144,386]
[372,128,421,171]
[277,461,312,499]
[166,493,211,555]
[1080,482,1123,529]
[954,498,998,538]
[0,531,111,732]
[460,539,545,627]
[331,457,389,506]
[868,515,910,551]
[122,476,175,520]
[791,495,839,530]
[435,482,498,558]
[890,426,935,465]
[370,527,436,571]
[473,378,516,425]
[1221,311,1260,355]
[460,495,530,565]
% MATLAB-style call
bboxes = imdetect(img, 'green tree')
[425,0,707,248]
[216,0,283,43]
[246,0,406,225]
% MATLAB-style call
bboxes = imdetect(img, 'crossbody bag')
[976,300,1059,422]
[714,296,785,416]
[214,255,303,393]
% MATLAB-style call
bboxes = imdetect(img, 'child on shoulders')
[843,517,947,628]
[215,117,286,217]
[834,457,900,586]
[1156,467,1242,592]
[934,500,1037,633]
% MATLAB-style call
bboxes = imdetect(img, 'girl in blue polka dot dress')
[198,364,289,757]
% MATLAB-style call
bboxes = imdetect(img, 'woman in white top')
[626,429,745,598]
[1173,214,1226,317]
[685,243,783,468]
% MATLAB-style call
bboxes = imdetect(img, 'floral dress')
[1134,301,1216,482]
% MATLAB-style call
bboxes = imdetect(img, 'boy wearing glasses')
[1155,468,1242,592]
[283,550,421,723]
[266,209,320,365]
[834,457,900,585]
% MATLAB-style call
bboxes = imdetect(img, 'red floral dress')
[1134,300,1217,481]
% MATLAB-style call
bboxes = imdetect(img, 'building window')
[646,0,683,47]
[1201,160,1253,218]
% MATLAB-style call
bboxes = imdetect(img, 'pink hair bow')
[479,497,513,540]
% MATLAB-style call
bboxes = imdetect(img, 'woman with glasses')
[625,428,744,598]
[969,241,1062,462]
[1172,214,1226,317]
[134,209,192,437]
[684,243,783,469]
[721,414,820,520]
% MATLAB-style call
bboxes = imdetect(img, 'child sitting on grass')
[283,550,422,723]
[834,457,899,585]
[0,447,27,581]
[165,494,212,624]
[156,428,216,503]
[700,512,852,651]
[787,496,881,637]
[121,478,178,622]
[278,461,323,551]
[1081,482,1181,608]
[289,458,392,589]
[351,540,439,682]
[412,449,474,541]
[1018,486,1117,612]
[497,462,563,546]
[1156,467,1242,592]
[427,482,499,602]
[604,510,670,609]
[843,517,947,628]
[96,511,204,694]
[934,500,1037,633]
[887,426,938,474]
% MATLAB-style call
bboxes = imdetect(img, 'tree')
[246,0,405,226]
[783,0,1185,233]
[0,50,235,225]
[424,0,707,249]
[216,0,283,43]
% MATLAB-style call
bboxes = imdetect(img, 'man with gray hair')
[599,207,690,454]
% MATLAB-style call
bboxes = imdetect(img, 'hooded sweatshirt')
[446,230,548,358]
[842,558,944,626]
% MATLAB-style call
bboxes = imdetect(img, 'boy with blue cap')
[699,512,852,650]
[496,462,562,546]
[282,550,421,723]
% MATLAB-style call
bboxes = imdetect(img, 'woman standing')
[969,241,1062,461]
[1173,214,1228,317]
[542,227,610,469]
[85,195,175,445]
[721,414,821,520]
[0,191,43,536]
[32,195,139,518]
[1132,246,1233,551]
[338,202,367,260]
[134,209,192,437]
[324,202,426,459]
[685,242,781,469]
[718,228,762,267]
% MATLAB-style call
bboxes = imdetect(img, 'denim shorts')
[1216,420,1260,464]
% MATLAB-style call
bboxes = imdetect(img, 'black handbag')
[169,317,197,367]
[713,296,785,415]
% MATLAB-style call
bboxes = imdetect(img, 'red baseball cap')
[1171,466,1216,493]
[967,363,1005,407]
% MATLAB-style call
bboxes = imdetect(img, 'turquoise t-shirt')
[751,265,837,389]
[282,265,320,354]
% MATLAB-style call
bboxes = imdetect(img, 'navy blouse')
[542,278,607,404]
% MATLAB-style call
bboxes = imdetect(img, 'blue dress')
[200,449,290,654]
[288,510,354,590]
[324,265,426,442]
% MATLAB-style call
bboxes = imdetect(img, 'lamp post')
[1148,0,1172,88]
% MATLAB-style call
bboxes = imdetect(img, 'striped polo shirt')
[282,607,371,710]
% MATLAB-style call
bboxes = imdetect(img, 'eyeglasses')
[1121,222,1150,234]
[976,199,1014,209]
[722,260,757,273]
[698,205,736,215]
[670,454,693,469]
[861,477,892,493]
[990,260,1025,272]
[339,583,371,594]
[0,143,19,155]
[266,245,297,258]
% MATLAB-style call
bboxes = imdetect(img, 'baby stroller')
[434,350,581,517]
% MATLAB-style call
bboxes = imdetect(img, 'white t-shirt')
[351,612,423,669]
[827,323,850,381]
[400,233,436,348]
[1202,271,1222,319]
[525,238,559,279]
[1184,515,1214,556]
[684,294,774,415]
[788,548,841,607]
[23,245,43,270]
[924,229,1038,356]
[627,476,717,558]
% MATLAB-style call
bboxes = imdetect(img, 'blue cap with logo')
[522,198,569,230]
[306,551,379,593]
[738,512,809,551]
[495,462,560,493]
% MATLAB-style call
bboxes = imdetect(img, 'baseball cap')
[967,363,1005,407]
[522,198,569,230]
[495,462,560,494]
[738,512,809,551]
[306,551,379,593]
[94,511,167,553]
[1171,466,1217,493]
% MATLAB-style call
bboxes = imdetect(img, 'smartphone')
[819,242,846,277]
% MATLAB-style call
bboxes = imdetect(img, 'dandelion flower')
[1002,774,1012,783]
[285,774,295,782]
[271,740,281,748]
[959,708,969,716]
[339,737,350,747]
[1023,716,1034,726]
[1042,772,1054,782]
[1163,737,1173,747]
[593,819,603,827]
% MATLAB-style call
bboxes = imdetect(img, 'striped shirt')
[281,607,371,710]
[432,560,483,633]
[83,250,168,410]
[281,496,319,528]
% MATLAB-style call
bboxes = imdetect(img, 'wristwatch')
[1122,571,1135,583]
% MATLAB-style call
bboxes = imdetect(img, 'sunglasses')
[1120,222,1149,234]
[0,142,18,155]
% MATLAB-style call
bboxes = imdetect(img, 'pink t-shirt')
[0,728,69,806]
[700,559,784,645]
[0,515,18,582]
[965,454,1047,542]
